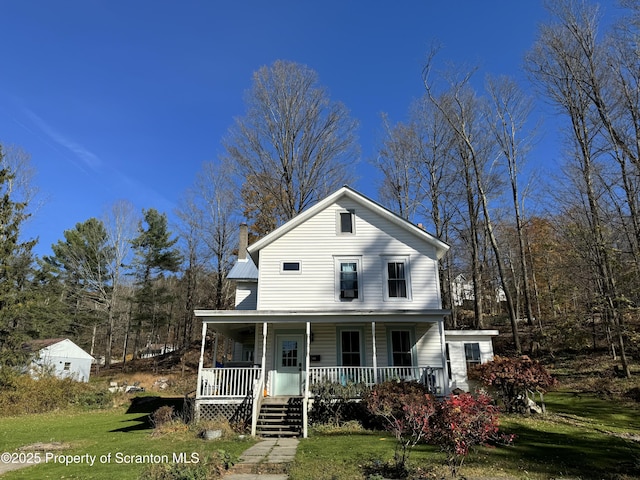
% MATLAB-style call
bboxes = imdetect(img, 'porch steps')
[256,397,303,438]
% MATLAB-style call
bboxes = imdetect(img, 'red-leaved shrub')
[365,382,514,477]
[474,355,557,413]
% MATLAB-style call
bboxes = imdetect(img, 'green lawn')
[289,391,640,479]
[1,391,638,479]
[0,399,253,479]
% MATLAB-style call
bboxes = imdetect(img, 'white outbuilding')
[445,330,500,392]
[28,338,94,382]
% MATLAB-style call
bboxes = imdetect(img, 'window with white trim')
[383,256,411,300]
[337,209,355,235]
[464,342,481,372]
[335,257,362,301]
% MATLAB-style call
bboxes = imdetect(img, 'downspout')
[303,321,311,438]
[371,322,378,384]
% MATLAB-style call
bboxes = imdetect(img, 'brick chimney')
[238,223,248,260]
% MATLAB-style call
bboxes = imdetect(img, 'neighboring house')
[140,343,178,359]
[26,338,93,382]
[452,274,506,312]
[194,186,497,437]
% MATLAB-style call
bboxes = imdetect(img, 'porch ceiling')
[194,309,450,324]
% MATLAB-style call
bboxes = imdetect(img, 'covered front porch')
[194,310,449,438]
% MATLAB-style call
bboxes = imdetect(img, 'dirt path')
[0,442,69,476]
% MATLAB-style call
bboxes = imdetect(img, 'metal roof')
[228,256,258,281]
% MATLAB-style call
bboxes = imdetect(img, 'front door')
[274,334,305,396]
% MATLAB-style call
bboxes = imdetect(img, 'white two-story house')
[194,186,497,437]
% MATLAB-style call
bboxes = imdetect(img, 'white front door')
[274,334,305,396]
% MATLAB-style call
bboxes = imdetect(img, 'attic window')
[338,210,355,234]
[63,362,71,371]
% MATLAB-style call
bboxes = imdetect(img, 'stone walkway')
[223,437,299,480]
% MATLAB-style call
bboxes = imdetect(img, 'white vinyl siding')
[445,333,496,391]
[256,199,441,311]
[235,284,257,310]
[253,321,443,373]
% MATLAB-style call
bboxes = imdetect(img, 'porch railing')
[309,366,445,394]
[197,365,445,398]
[198,367,262,398]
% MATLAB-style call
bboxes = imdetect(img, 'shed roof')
[228,256,258,281]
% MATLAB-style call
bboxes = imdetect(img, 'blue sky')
[2,1,564,257]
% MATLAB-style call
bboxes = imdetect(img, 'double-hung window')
[464,342,481,372]
[338,328,363,366]
[383,256,411,300]
[335,257,362,301]
[388,328,414,367]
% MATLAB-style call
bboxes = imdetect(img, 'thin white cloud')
[23,108,103,171]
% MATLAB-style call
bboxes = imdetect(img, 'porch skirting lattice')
[196,399,253,424]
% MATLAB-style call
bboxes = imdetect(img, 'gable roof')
[23,338,66,352]
[247,185,449,264]
[24,338,93,360]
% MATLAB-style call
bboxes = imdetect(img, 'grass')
[0,398,254,479]
[3,392,638,479]
[2,364,639,479]
[289,391,640,479]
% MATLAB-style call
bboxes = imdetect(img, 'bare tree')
[423,55,522,352]
[102,200,137,366]
[375,113,426,220]
[0,144,40,207]
[485,76,539,330]
[224,60,359,229]
[194,161,238,310]
[375,97,458,322]
[527,0,631,375]
[174,193,204,348]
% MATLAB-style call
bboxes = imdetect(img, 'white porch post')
[303,321,311,438]
[198,322,207,388]
[261,322,268,392]
[195,322,207,421]
[371,322,378,384]
[251,322,269,437]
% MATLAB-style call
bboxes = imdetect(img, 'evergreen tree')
[0,149,37,372]
[128,209,182,361]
